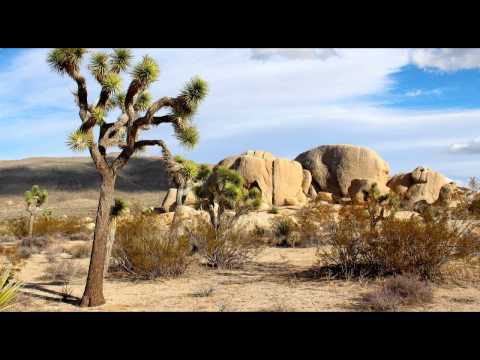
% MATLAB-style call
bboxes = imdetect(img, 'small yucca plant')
[0,268,22,311]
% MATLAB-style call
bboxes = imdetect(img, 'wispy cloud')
[404,88,443,97]
[449,138,480,154]
[410,48,480,71]
[251,48,338,61]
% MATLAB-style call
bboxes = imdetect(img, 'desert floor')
[7,240,480,312]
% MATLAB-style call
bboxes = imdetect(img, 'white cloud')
[410,48,480,71]
[404,88,442,97]
[449,138,480,154]
[251,48,338,61]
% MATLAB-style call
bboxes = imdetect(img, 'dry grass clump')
[296,201,337,247]
[314,205,480,280]
[358,275,433,311]
[184,218,263,269]
[41,260,86,282]
[111,214,191,279]
[44,245,65,263]
[271,216,300,247]
[66,243,91,259]
[191,287,215,298]
[4,214,84,238]
[15,235,55,259]
[67,232,91,241]
[0,235,17,244]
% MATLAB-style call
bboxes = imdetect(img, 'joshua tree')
[365,183,400,229]
[104,198,128,278]
[47,48,208,307]
[24,185,48,238]
[194,166,261,231]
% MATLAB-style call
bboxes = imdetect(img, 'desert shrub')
[14,235,54,259]
[4,215,83,238]
[0,235,17,244]
[111,214,191,279]
[0,267,22,311]
[32,215,83,236]
[20,235,52,249]
[296,200,337,246]
[251,225,266,239]
[271,216,300,247]
[317,208,480,280]
[44,245,64,262]
[67,233,91,241]
[191,287,215,297]
[15,246,35,260]
[66,244,91,259]
[358,275,433,311]
[41,260,85,282]
[184,218,263,269]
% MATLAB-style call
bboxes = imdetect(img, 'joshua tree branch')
[67,68,109,173]
[111,97,177,172]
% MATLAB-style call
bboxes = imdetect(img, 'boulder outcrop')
[295,144,390,197]
[217,150,311,206]
[387,166,450,205]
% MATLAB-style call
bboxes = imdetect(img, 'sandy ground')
[6,241,480,312]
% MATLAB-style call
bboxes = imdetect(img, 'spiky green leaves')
[110,49,132,73]
[102,72,122,95]
[25,185,48,208]
[0,268,22,312]
[244,187,262,209]
[132,55,160,86]
[196,164,212,182]
[89,52,123,95]
[89,52,109,82]
[174,76,209,118]
[47,48,87,75]
[67,129,93,152]
[90,106,106,126]
[112,92,126,112]
[111,198,128,217]
[215,167,244,188]
[223,182,242,202]
[134,91,152,112]
[175,126,199,149]
[174,156,199,180]
[181,76,208,107]
[196,167,252,211]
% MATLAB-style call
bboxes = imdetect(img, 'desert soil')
[8,241,480,312]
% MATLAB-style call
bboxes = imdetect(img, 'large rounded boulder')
[294,144,390,197]
[217,150,310,206]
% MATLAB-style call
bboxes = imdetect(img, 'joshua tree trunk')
[104,217,117,278]
[80,173,116,307]
[176,186,184,206]
[27,211,35,238]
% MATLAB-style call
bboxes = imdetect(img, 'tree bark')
[80,173,116,307]
[176,186,184,206]
[28,212,35,238]
[104,217,117,278]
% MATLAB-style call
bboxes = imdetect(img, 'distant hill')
[0,156,173,218]
[0,156,172,195]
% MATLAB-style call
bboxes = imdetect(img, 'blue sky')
[1,48,480,185]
